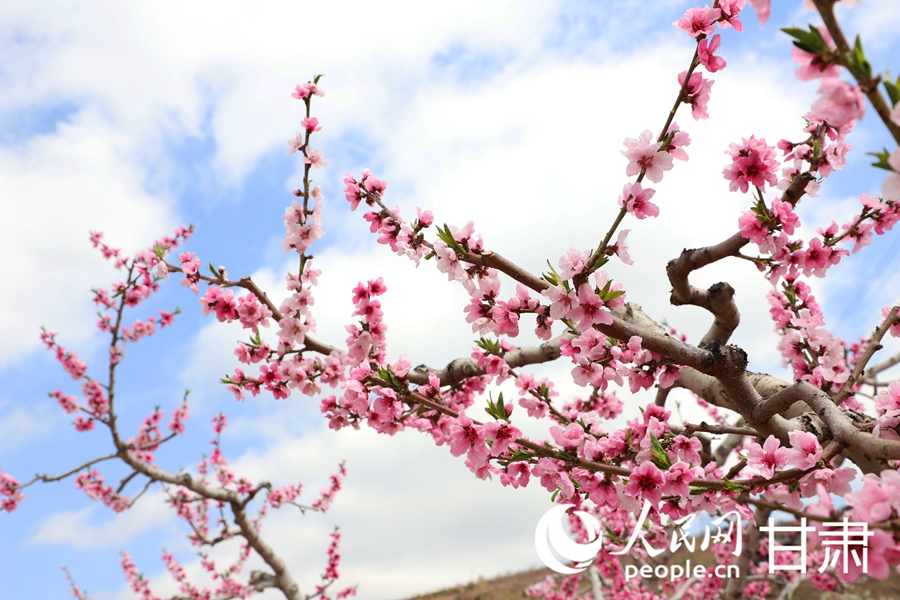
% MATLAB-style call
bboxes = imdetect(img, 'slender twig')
[835,306,899,404]
[15,453,119,491]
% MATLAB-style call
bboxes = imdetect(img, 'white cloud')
[29,490,174,549]
[0,399,61,455]
[0,114,177,367]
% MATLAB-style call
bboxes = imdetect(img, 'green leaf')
[884,79,900,108]
[721,478,748,493]
[436,224,466,255]
[781,26,830,56]
[884,70,900,107]
[313,73,325,84]
[586,253,609,273]
[649,432,672,469]
[543,260,562,286]
[868,149,895,172]
[475,337,502,355]
[485,400,510,422]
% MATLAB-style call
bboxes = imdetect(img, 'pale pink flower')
[799,467,855,497]
[786,430,822,470]
[619,182,659,220]
[837,529,900,583]
[301,116,322,133]
[558,247,590,280]
[677,70,714,120]
[568,284,613,332]
[698,34,726,73]
[304,148,328,169]
[500,462,530,488]
[745,435,788,478]
[674,6,721,38]
[611,229,633,265]
[809,78,865,128]
[717,0,745,31]
[449,413,489,469]
[846,474,894,523]
[723,135,779,193]
[621,130,674,183]
[662,122,691,161]
[286,132,304,155]
[624,461,664,507]
[883,148,900,202]
[483,422,522,457]
[670,435,702,465]
[738,210,769,246]
[748,0,770,24]
[661,461,698,497]
[550,422,585,448]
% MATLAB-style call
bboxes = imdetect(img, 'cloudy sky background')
[2,1,900,598]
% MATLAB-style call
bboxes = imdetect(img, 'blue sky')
[1,1,899,599]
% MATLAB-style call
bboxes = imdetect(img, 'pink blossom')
[449,413,489,469]
[661,461,698,497]
[483,421,522,457]
[674,6,721,38]
[301,116,322,133]
[786,430,822,470]
[619,182,659,220]
[303,148,328,169]
[621,130,674,183]
[550,422,585,448]
[568,284,613,332]
[542,284,579,320]
[292,82,324,99]
[837,529,900,583]
[500,462,530,488]
[738,210,771,249]
[799,467,855,497]
[883,148,900,202]
[662,122,691,161]
[745,435,789,478]
[557,247,590,280]
[809,78,865,128]
[723,135,779,193]
[670,435,702,465]
[791,27,839,81]
[50,389,79,414]
[677,70,714,120]
[698,34,726,73]
[717,0,745,31]
[74,416,95,432]
[624,461,664,506]
[611,229,633,265]
[286,132,304,155]
[748,0,770,24]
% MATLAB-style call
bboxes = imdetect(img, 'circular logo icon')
[534,504,603,574]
